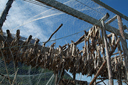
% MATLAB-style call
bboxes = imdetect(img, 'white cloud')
[1,0,53,42]
[0,0,103,43]
[0,0,8,12]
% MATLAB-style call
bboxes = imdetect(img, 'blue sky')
[0,0,127,45]
[101,0,128,16]
[0,0,128,85]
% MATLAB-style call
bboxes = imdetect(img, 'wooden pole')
[73,67,76,80]
[90,13,109,85]
[92,0,128,21]
[117,15,128,82]
[89,61,106,85]
[0,0,14,35]
[117,65,122,85]
[101,20,113,85]
[106,15,117,25]
[43,24,63,46]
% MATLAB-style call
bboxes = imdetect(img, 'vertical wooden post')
[0,0,14,35]
[117,65,122,85]
[73,67,76,85]
[117,15,128,82]
[73,72,76,80]
[101,20,113,85]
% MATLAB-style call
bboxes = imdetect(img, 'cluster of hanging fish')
[0,26,126,80]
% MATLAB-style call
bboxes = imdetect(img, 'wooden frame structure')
[36,0,128,39]
[35,0,128,84]
[0,0,128,85]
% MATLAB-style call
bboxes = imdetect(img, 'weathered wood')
[0,0,14,35]
[96,78,107,84]
[74,35,84,45]
[101,20,113,85]
[36,0,128,39]
[99,13,110,21]
[89,60,106,85]
[106,15,117,25]
[117,64,122,85]
[92,0,128,21]
[117,15,128,82]
[43,24,63,46]
[73,67,76,80]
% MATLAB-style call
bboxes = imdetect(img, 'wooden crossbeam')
[92,0,128,21]
[106,15,117,25]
